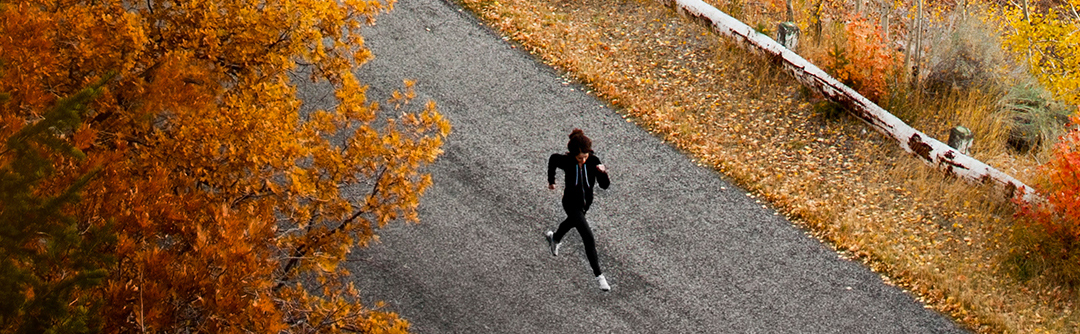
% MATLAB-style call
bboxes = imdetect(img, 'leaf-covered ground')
[457,0,1076,332]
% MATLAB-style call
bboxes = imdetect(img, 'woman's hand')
[548,184,555,190]
[597,164,608,173]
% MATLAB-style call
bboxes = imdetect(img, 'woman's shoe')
[545,231,560,256]
[596,274,610,291]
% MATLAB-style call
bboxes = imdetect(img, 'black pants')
[553,200,601,276]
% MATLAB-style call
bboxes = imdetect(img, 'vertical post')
[948,126,974,155]
[778,22,801,51]
[780,0,798,51]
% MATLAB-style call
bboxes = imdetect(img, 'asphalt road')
[326,0,971,332]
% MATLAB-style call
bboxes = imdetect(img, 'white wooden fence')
[662,0,1039,203]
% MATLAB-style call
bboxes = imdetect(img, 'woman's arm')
[590,155,610,189]
[548,154,562,188]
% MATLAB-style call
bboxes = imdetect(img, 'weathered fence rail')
[661,0,1039,203]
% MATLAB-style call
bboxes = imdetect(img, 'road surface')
[314,0,971,332]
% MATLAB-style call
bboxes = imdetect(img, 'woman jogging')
[545,129,612,291]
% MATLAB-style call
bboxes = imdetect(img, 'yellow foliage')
[995,0,1080,105]
[1,0,448,333]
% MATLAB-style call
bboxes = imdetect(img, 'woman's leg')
[552,215,575,243]
[553,200,583,243]
[554,201,602,276]
[576,217,602,277]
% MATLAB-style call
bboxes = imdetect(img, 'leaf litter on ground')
[457,0,1076,332]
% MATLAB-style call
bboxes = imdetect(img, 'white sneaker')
[545,231,560,256]
[596,274,611,291]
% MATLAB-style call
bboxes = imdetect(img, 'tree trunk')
[662,0,1038,203]
[912,0,923,87]
[811,0,825,42]
[786,0,795,22]
[1023,0,1030,22]
[880,0,891,42]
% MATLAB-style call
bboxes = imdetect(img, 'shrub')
[923,14,1006,95]
[819,14,900,103]
[997,81,1074,153]
[1013,116,1080,285]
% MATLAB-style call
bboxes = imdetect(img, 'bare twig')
[139,268,146,333]
[273,167,387,291]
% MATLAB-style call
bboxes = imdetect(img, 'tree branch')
[273,167,387,291]
[1067,1,1080,22]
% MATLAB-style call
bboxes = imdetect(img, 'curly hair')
[567,128,593,155]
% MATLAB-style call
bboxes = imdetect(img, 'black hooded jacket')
[548,153,610,212]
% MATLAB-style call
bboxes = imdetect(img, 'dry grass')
[455,0,1076,331]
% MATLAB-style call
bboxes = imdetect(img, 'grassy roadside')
[455,0,1076,332]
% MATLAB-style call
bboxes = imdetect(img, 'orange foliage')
[1017,117,1080,283]
[1,0,449,332]
[819,14,900,103]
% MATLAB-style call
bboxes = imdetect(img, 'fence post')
[948,126,973,155]
[777,22,800,52]
[661,0,1038,203]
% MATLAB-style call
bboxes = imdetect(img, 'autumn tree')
[0,0,449,333]
[995,0,1080,105]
